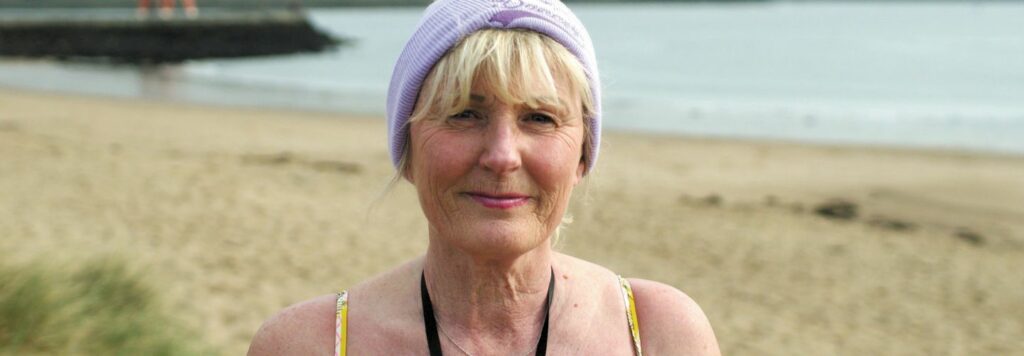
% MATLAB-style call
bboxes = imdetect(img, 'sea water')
[1,2,1023,154]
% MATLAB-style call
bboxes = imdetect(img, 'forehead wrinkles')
[468,92,572,116]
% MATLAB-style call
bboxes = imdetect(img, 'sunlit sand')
[2,89,1022,355]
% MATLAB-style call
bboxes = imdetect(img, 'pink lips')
[466,192,530,209]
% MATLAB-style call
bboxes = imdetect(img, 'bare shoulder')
[248,259,425,355]
[627,279,722,356]
[247,294,338,356]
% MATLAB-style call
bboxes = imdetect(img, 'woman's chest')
[344,313,637,355]
[545,307,638,355]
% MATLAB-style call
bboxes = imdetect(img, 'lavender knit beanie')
[386,0,602,173]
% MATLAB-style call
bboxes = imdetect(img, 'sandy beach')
[2,88,1022,355]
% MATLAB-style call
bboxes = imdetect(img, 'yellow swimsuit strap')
[619,276,644,356]
[335,290,348,356]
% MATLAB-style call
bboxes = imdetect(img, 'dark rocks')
[242,152,361,175]
[0,11,340,64]
[310,160,361,174]
[954,228,985,246]
[677,193,723,207]
[243,152,294,166]
[866,216,916,232]
[814,199,858,220]
[701,194,723,206]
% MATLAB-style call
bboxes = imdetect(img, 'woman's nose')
[479,115,522,175]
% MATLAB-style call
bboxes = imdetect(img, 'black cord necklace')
[421,268,555,356]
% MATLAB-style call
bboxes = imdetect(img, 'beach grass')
[0,257,212,355]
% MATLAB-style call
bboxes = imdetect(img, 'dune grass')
[0,257,213,355]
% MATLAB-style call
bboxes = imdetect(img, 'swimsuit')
[335,275,643,355]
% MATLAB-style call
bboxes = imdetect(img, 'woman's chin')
[447,225,550,257]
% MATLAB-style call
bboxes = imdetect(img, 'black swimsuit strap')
[421,268,556,356]
[421,272,444,355]
[536,267,555,355]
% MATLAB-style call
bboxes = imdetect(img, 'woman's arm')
[629,279,722,356]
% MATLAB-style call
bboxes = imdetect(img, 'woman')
[249,1,720,355]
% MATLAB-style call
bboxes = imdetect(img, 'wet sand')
[2,88,1022,355]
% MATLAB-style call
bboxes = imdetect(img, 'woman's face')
[407,76,586,257]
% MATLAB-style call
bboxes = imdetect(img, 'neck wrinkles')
[423,237,555,349]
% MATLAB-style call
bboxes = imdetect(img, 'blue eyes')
[525,113,555,124]
[450,110,481,120]
[447,110,557,126]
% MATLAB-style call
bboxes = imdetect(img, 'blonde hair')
[398,28,595,175]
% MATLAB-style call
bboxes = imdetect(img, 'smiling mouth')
[464,192,530,209]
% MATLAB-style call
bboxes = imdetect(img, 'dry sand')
[1,88,1022,355]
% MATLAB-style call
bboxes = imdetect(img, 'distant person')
[248,0,721,355]
[136,0,198,19]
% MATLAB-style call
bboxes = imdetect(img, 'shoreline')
[6,84,1023,161]
[3,88,1023,355]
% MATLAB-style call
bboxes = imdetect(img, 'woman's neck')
[422,236,556,352]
